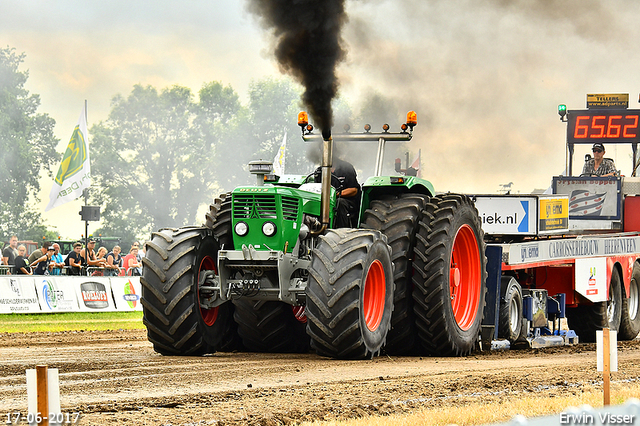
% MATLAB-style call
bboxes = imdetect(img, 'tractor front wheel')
[233,300,310,353]
[361,193,428,355]
[306,229,394,359]
[142,226,237,355]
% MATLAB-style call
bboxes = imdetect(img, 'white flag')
[273,130,287,175]
[45,105,91,211]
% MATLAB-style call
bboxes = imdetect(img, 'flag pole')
[83,100,88,259]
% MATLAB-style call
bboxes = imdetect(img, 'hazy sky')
[3,0,640,239]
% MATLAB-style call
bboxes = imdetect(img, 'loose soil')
[1,330,639,425]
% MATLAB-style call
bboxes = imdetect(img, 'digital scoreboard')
[567,109,640,144]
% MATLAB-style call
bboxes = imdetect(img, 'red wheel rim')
[363,259,386,332]
[449,224,481,331]
[198,255,219,326]
[292,306,307,323]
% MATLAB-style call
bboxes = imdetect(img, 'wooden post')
[36,365,49,426]
[603,327,610,406]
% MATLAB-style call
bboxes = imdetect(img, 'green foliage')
[89,77,314,240]
[0,47,59,242]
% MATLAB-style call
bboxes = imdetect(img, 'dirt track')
[1,330,640,426]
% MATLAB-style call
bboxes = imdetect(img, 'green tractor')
[141,112,488,359]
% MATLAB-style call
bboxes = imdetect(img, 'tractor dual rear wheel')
[361,193,428,355]
[412,194,487,356]
[306,229,394,359]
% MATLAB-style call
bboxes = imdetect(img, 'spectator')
[92,246,109,276]
[30,246,55,275]
[123,247,142,276]
[105,245,123,277]
[13,245,31,275]
[131,241,143,275]
[2,235,18,273]
[28,241,49,265]
[50,243,64,275]
[65,242,83,275]
[81,239,106,268]
[97,246,108,260]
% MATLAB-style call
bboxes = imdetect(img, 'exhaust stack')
[319,135,333,229]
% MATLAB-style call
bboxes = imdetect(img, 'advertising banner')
[553,177,621,219]
[110,277,143,311]
[34,277,79,312]
[474,196,537,236]
[575,257,607,303]
[538,196,569,233]
[72,277,117,312]
[0,277,41,313]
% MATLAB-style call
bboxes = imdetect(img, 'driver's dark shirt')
[332,158,361,198]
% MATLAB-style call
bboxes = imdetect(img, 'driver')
[332,158,361,228]
[582,143,618,177]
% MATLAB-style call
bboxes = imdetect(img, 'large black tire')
[306,229,394,359]
[232,300,310,353]
[205,192,232,243]
[498,276,523,343]
[412,194,488,356]
[203,192,243,352]
[361,193,428,355]
[566,268,622,342]
[142,226,237,355]
[620,263,640,340]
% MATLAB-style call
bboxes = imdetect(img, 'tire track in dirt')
[1,330,639,425]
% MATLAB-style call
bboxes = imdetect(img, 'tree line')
[1,47,407,245]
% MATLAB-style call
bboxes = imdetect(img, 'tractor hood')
[230,184,335,252]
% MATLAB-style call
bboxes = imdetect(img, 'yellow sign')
[539,197,569,232]
[587,93,629,109]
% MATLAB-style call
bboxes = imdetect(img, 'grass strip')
[0,311,144,333]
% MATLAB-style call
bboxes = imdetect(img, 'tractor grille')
[281,196,299,221]
[233,194,299,221]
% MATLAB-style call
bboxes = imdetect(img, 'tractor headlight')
[262,221,277,237]
[235,221,249,237]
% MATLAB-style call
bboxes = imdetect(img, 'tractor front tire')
[361,193,428,355]
[412,194,487,356]
[233,300,310,353]
[306,229,394,359]
[142,226,236,355]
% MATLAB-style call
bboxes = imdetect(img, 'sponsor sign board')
[111,277,143,311]
[538,196,569,233]
[0,277,41,313]
[72,277,117,311]
[501,234,640,265]
[35,277,79,312]
[553,177,621,220]
[586,93,628,109]
[474,196,537,236]
[575,257,607,303]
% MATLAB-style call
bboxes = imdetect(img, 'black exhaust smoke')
[247,0,347,139]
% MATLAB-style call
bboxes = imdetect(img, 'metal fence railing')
[0,265,140,277]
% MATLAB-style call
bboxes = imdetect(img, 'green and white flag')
[272,130,286,176]
[45,105,91,211]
